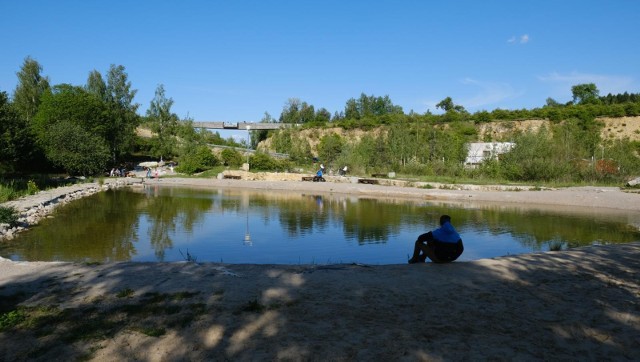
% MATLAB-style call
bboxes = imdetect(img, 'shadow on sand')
[1,242,639,360]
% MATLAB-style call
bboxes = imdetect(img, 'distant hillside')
[258,116,640,154]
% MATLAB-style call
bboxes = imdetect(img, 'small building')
[465,142,515,167]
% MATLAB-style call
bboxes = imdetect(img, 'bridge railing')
[193,122,298,130]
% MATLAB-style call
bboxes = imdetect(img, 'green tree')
[436,97,466,113]
[387,122,414,168]
[251,111,274,148]
[315,107,332,123]
[86,70,108,101]
[147,84,178,160]
[279,98,315,124]
[44,120,110,175]
[104,65,139,162]
[0,92,36,173]
[279,98,301,123]
[343,93,403,120]
[571,83,600,105]
[545,97,561,107]
[12,56,50,122]
[32,84,107,140]
[318,133,343,167]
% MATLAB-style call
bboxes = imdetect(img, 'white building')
[465,142,515,167]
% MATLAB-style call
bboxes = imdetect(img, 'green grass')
[0,309,27,331]
[116,288,134,298]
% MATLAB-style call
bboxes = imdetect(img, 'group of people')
[109,167,128,177]
[313,162,349,178]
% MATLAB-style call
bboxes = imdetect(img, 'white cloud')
[459,78,523,109]
[507,34,529,44]
[421,78,523,113]
[538,71,635,96]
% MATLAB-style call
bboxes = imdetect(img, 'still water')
[1,186,639,264]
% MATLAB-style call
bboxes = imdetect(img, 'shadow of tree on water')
[0,242,638,361]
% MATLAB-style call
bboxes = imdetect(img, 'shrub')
[27,180,39,195]
[0,206,19,227]
[220,148,244,167]
[0,184,17,203]
[177,146,219,175]
[250,152,288,171]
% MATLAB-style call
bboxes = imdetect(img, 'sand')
[1,178,639,361]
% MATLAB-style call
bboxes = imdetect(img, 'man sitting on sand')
[408,215,464,264]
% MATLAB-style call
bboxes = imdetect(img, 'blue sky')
[2,0,639,125]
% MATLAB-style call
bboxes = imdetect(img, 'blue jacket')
[432,221,461,243]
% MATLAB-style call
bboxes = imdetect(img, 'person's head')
[439,214,451,226]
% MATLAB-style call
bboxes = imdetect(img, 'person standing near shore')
[408,215,464,263]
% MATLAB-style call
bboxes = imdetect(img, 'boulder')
[627,177,640,187]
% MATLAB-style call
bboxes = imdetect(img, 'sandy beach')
[1,178,639,361]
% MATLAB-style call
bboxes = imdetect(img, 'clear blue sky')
[2,0,639,123]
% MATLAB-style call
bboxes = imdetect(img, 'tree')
[0,92,36,173]
[86,70,108,101]
[545,97,561,107]
[104,65,139,162]
[279,98,315,124]
[13,56,50,122]
[318,133,343,167]
[315,107,332,123]
[32,84,107,142]
[147,84,178,160]
[251,111,274,148]
[571,83,600,104]
[279,98,301,123]
[44,120,110,175]
[343,93,403,120]
[436,97,466,113]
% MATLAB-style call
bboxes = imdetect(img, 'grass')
[0,309,27,331]
[116,288,134,298]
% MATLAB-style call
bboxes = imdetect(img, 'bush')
[176,146,219,175]
[250,152,289,171]
[220,148,244,167]
[0,183,17,203]
[0,206,19,227]
[26,180,39,195]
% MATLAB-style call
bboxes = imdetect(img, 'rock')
[627,177,640,187]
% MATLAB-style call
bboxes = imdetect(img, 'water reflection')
[1,187,638,264]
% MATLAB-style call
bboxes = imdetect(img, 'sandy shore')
[1,178,639,360]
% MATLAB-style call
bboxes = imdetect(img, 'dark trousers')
[411,232,463,263]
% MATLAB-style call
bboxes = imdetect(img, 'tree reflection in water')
[1,186,638,263]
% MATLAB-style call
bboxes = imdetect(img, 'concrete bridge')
[193,122,296,130]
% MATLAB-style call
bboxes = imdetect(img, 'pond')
[1,186,639,264]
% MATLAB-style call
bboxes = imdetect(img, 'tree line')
[0,57,244,177]
[2,56,640,185]
[263,84,640,184]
